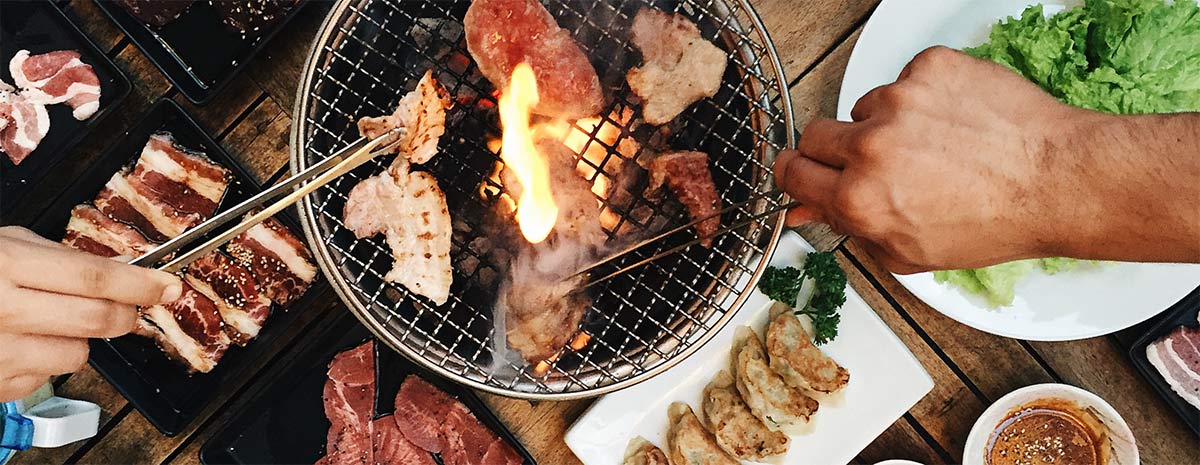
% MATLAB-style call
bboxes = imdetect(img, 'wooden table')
[6,1,1197,464]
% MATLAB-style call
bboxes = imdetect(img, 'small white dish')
[837,0,1200,341]
[963,383,1138,465]
[873,460,925,465]
[564,232,934,465]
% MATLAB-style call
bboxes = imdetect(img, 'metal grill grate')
[291,0,794,399]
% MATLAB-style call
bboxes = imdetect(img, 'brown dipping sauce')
[986,398,1110,465]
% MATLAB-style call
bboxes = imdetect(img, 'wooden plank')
[750,0,878,83]
[478,396,590,465]
[5,43,170,225]
[172,77,265,140]
[63,0,125,53]
[70,290,341,465]
[247,3,332,113]
[218,98,293,183]
[1028,338,1200,464]
[857,417,946,465]
[842,240,1058,400]
[836,248,987,458]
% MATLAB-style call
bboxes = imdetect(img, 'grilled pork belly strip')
[62,204,156,258]
[140,281,231,373]
[227,216,317,306]
[356,70,451,165]
[9,50,101,120]
[185,252,272,344]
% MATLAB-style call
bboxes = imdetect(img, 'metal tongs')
[128,128,408,273]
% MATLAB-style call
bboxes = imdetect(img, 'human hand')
[0,226,182,401]
[774,46,1094,274]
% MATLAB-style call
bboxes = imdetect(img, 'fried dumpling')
[666,402,738,465]
[731,326,818,434]
[766,302,849,393]
[624,437,669,465]
[702,370,789,460]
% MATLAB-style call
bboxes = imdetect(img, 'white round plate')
[836,0,1200,341]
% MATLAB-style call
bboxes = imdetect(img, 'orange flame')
[499,64,558,244]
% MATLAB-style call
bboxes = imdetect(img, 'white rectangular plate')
[565,231,934,465]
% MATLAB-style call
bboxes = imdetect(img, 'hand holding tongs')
[129,128,407,273]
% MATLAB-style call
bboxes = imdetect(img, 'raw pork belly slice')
[139,281,231,373]
[62,204,156,258]
[226,216,317,306]
[0,88,49,164]
[185,252,272,344]
[343,163,452,305]
[134,132,230,212]
[393,377,521,464]
[94,133,230,240]
[9,50,101,120]
[627,8,728,125]
[356,70,451,164]
[318,341,436,465]
[1146,326,1200,409]
[464,0,604,119]
[649,151,721,247]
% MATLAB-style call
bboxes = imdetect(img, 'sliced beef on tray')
[319,341,437,465]
[9,49,101,120]
[393,377,523,465]
[184,252,272,344]
[1146,326,1200,409]
[62,204,156,258]
[139,280,231,373]
[226,215,317,306]
[319,342,375,465]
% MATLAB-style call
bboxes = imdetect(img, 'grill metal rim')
[291,0,796,400]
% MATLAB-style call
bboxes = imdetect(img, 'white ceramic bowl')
[964,384,1138,465]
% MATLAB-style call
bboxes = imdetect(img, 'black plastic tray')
[0,0,131,213]
[199,311,537,465]
[92,0,308,104]
[28,98,324,436]
[1128,286,1200,437]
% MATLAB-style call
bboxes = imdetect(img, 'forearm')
[1047,111,1200,263]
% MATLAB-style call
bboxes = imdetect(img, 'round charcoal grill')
[291,0,795,399]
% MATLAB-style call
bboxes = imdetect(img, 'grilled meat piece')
[343,162,453,305]
[627,8,727,125]
[649,151,721,247]
[356,70,451,165]
[9,49,101,120]
[464,0,604,119]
